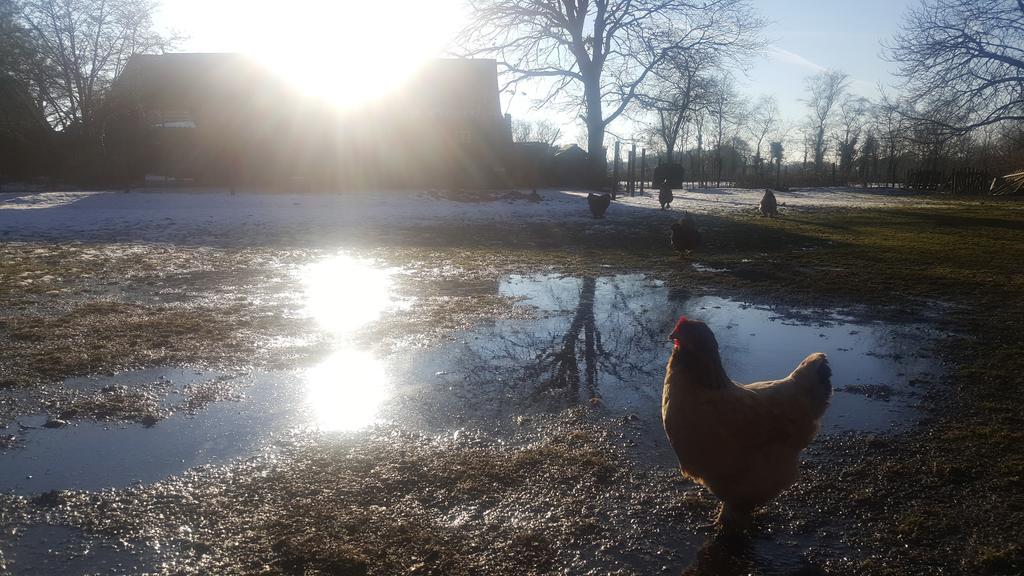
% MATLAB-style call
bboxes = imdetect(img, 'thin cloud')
[768,45,826,73]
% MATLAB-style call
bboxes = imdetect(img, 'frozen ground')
[0,186,945,243]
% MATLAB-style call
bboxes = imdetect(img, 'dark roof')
[390,58,503,119]
[554,144,588,158]
[113,53,292,109]
[114,54,504,119]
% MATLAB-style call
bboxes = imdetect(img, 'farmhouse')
[105,54,514,188]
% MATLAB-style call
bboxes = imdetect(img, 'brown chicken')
[758,189,778,217]
[662,316,832,528]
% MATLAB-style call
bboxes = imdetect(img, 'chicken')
[588,192,611,218]
[759,189,778,217]
[662,317,832,528]
[670,213,700,254]
[659,182,674,210]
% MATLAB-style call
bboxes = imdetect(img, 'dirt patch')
[15,411,715,575]
[47,382,170,425]
[0,300,307,385]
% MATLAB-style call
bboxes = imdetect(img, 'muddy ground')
[1,189,1023,575]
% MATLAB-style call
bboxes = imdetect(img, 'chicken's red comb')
[670,315,690,347]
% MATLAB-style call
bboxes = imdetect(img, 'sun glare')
[300,253,396,431]
[242,0,467,110]
[301,253,395,335]
[305,349,388,432]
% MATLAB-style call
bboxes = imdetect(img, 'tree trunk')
[696,125,703,188]
[545,276,598,403]
[814,125,826,172]
[584,74,606,188]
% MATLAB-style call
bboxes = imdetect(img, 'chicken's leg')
[716,502,754,531]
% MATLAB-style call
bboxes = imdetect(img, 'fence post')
[640,148,646,194]
[622,142,630,195]
[612,141,620,199]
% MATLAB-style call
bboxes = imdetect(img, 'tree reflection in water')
[444,275,676,418]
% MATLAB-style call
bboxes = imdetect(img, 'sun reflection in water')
[305,350,388,432]
[301,254,395,335]
[299,254,395,432]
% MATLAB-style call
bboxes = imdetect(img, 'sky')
[155,0,468,109]
[739,0,917,117]
[156,0,918,145]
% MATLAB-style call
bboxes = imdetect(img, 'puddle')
[1,253,402,494]
[1,525,154,576]
[0,370,307,493]
[692,262,728,273]
[390,274,936,443]
[1,272,939,495]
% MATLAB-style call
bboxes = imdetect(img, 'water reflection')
[683,532,755,576]
[393,274,937,439]
[489,274,668,407]
[299,253,395,431]
[300,253,394,335]
[681,530,823,576]
[305,350,388,432]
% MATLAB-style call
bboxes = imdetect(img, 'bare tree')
[834,95,869,179]
[747,94,779,174]
[533,119,562,147]
[635,50,714,165]
[458,0,765,182]
[873,98,910,185]
[886,0,1024,135]
[511,118,533,142]
[859,131,879,185]
[706,77,743,186]
[804,69,849,171]
[769,140,783,185]
[692,106,707,186]
[797,120,815,168]
[512,118,563,147]
[15,0,176,130]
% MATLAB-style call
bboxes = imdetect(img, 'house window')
[149,109,196,129]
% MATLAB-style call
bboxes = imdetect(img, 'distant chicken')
[588,192,611,218]
[670,213,700,254]
[759,189,778,217]
[662,317,832,528]
[659,182,674,210]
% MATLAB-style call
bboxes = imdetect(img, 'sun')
[241,0,467,110]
